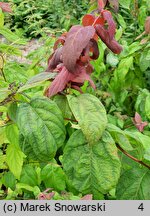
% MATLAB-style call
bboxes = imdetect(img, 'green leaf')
[20,165,39,187]
[107,124,133,151]
[18,72,57,92]
[0,9,4,28]
[53,95,72,120]
[145,95,150,120]
[7,102,18,122]
[106,53,119,67]
[41,163,66,191]
[2,171,16,191]
[116,166,150,199]
[117,14,126,29]
[0,88,11,103]
[0,127,8,146]
[16,96,66,162]
[67,94,107,144]
[6,124,19,147]
[0,149,6,169]
[140,50,150,72]
[62,130,121,198]
[6,144,25,179]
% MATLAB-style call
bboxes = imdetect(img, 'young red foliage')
[45,0,122,97]
[0,2,12,13]
[132,112,148,132]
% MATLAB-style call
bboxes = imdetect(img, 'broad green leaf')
[106,53,119,67]
[107,124,133,151]
[20,165,39,187]
[16,183,34,192]
[145,95,150,120]
[6,144,25,179]
[0,126,8,146]
[0,9,4,28]
[54,95,72,120]
[16,96,66,161]
[116,166,150,199]
[2,171,16,191]
[0,88,11,103]
[139,50,150,71]
[67,94,107,144]
[41,163,66,191]
[0,149,6,169]
[115,56,133,83]
[7,102,18,122]
[18,72,57,92]
[62,130,121,198]
[6,124,19,147]
[126,132,150,162]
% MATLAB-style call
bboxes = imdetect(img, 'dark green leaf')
[62,130,121,198]
[67,94,107,144]
[16,96,66,161]
[41,162,66,191]
[116,166,150,199]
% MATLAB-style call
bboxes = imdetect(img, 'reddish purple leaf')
[53,34,66,50]
[46,64,96,97]
[82,14,104,27]
[145,16,150,34]
[98,0,107,11]
[133,112,148,132]
[102,10,116,40]
[80,194,93,200]
[95,24,122,54]
[46,47,63,71]
[62,25,95,73]
[0,2,12,13]
[46,65,76,97]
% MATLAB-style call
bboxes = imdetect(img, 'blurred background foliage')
[2,0,89,37]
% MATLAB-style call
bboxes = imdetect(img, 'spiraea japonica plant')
[1,0,150,200]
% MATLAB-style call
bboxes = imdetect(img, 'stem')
[64,118,78,122]
[116,143,150,170]
[0,55,6,82]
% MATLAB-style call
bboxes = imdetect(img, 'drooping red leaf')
[79,39,99,65]
[89,39,99,60]
[102,10,116,40]
[134,112,142,124]
[95,24,122,54]
[132,112,148,132]
[145,16,150,34]
[98,0,107,11]
[82,14,104,27]
[80,194,93,200]
[0,2,12,13]
[46,47,63,71]
[46,64,96,97]
[71,65,96,89]
[62,25,95,73]
[53,34,66,51]
[45,65,76,97]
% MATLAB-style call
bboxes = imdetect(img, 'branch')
[116,143,150,170]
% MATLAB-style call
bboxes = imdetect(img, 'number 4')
[138,203,144,211]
